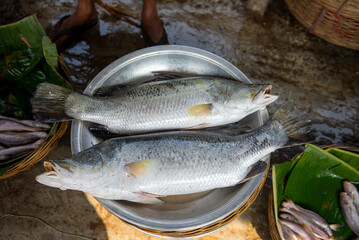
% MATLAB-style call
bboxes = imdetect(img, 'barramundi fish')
[31,77,277,134]
[36,102,312,204]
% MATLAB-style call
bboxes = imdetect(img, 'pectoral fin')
[131,191,166,204]
[186,123,209,130]
[186,104,212,118]
[125,159,155,178]
[239,161,267,184]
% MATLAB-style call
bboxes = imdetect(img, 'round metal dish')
[71,45,270,238]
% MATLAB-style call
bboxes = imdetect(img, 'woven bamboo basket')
[268,145,359,240]
[0,56,71,179]
[284,0,359,50]
[121,162,270,238]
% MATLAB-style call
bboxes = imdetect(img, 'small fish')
[340,192,359,236]
[280,222,304,240]
[36,102,312,204]
[282,199,337,237]
[280,207,329,239]
[0,115,51,130]
[0,139,44,160]
[0,131,47,147]
[0,120,40,132]
[280,213,300,224]
[343,180,359,213]
[31,77,277,134]
[279,219,315,240]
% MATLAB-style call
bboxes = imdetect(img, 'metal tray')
[70,45,269,237]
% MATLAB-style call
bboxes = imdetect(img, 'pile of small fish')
[340,180,359,237]
[32,76,314,204]
[279,180,359,240]
[278,199,340,240]
[0,115,50,161]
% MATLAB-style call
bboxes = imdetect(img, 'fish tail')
[272,101,314,147]
[31,83,74,123]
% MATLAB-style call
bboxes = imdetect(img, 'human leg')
[141,0,168,45]
[48,0,98,51]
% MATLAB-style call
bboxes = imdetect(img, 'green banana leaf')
[273,144,359,240]
[326,148,359,170]
[0,15,70,175]
[0,15,46,52]
[42,36,58,69]
[0,15,70,119]
[272,161,292,239]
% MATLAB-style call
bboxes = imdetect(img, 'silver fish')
[280,222,304,240]
[279,219,315,240]
[31,77,277,134]
[280,207,330,240]
[0,139,44,160]
[0,115,50,130]
[340,192,359,236]
[280,213,300,224]
[0,120,40,132]
[36,102,312,204]
[282,199,337,238]
[0,131,47,147]
[343,181,359,213]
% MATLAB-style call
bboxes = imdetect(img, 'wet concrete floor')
[1,0,358,239]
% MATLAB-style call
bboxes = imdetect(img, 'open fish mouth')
[36,161,64,189]
[253,85,278,105]
[44,161,57,173]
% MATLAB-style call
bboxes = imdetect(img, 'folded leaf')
[42,36,58,69]
[272,161,292,239]
[326,148,359,170]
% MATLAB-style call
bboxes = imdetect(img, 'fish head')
[340,192,353,206]
[343,180,357,196]
[36,158,102,191]
[36,159,76,190]
[223,84,278,114]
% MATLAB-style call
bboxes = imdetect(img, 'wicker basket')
[268,145,359,240]
[284,0,359,50]
[121,163,270,238]
[0,56,71,179]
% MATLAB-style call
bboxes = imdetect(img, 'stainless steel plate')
[70,45,269,236]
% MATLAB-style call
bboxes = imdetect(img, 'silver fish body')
[0,115,50,130]
[340,192,359,236]
[31,77,277,134]
[0,139,44,160]
[343,180,359,213]
[279,219,314,240]
[36,103,312,204]
[0,131,47,147]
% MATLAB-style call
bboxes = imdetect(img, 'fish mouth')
[253,85,278,105]
[36,161,64,189]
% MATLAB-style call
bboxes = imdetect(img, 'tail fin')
[31,83,74,123]
[272,101,314,146]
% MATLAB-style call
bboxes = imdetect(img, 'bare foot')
[48,1,98,50]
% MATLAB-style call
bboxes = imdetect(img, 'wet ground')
[1,0,358,239]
